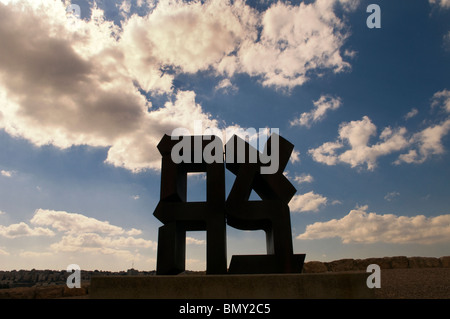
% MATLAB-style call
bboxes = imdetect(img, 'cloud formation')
[294,174,314,185]
[31,209,125,235]
[291,95,342,128]
[0,208,156,259]
[310,90,450,170]
[309,116,410,170]
[297,206,450,244]
[395,119,450,165]
[0,0,357,172]
[0,222,54,239]
[404,108,419,120]
[431,89,450,113]
[429,0,450,9]
[186,237,206,245]
[0,170,13,177]
[289,191,327,213]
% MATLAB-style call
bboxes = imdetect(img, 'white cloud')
[186,237,206,245]
[122,0,255,75]
[50,233,156,257]
[431,89,450,113]
[24,208,156,257]
[289,191,327,213]
[0,210,5,215]
[337,0,361,11]
[395,119,450,164]
[384,191,400,202]
[394,90,450,164]
[31,209,125,235]
[290,150,301,164]
[0,1,222,172]
[308,141,343,166]
[0,170,13,177]
[291,95,342,128]
[309,116,410,170]
[127,228,142,236]
[0,222,55,239]
[238,0,353,89]
[404,108,419,120]
[294,174,314,185]
[215,79,238,94]
[297,206,450,244]
[0,0,358,173]
[0,247,10,256]
[429,0,450,9]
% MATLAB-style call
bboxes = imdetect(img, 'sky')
[0,0,449,271]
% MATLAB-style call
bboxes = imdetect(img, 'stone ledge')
[89,273,374,299]
[303,256,450,273]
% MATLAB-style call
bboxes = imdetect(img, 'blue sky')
[0,0,449,271]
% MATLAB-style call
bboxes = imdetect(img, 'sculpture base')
[89,272,375,299]
[228,254,305,274]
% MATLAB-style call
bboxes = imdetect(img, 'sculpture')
[153,133,305,275]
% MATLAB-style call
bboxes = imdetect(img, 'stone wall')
[0,269,155,289]
[303,256,450,273]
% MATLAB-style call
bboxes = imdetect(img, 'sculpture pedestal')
[89,273,375,299]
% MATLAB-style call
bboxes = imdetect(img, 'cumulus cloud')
[126,228,142,236]
[309,116,410,170]
[394,91,450,164]
[294,174,314,185]
[290,150,301,164]
[238,0,353,89]
[0,222,55,239]
[6,208,158,257]
[307,88,450,170]
[429,0,450,9]
[395,119,450,164]
[297,206,450,244]
[122,0,255,75]
[404,108,419,120]
[290,95,342,128]
[289,191,327,213]
[431,89,450,113]
[214,79,238,94]
[0,0,358,173]
[31,209,125,235]
[0,170,13,177]
[0,1,221,172]
[50,232,156,252]
[186,237,206,245]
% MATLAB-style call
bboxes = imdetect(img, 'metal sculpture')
[153,134,305,275]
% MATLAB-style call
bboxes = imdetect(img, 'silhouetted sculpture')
[153,135,227,275]
[153,133,305,275]
[225,134,304,274]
